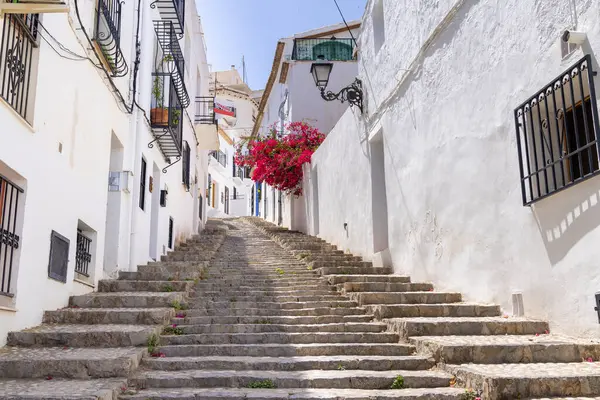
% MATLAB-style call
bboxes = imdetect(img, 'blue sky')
[195,0,367,90]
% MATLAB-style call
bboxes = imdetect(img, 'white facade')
[296,0,600,337]
[0,0,215,345]
[206,68,257,217]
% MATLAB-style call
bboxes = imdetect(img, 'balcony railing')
[149,72,184,171]
[234,165,251,180]
[210,150,227,168]
[153,20,189,107]
[0,175,22,296]
[94,0,128,77]
[291,38,356,61]
[150,0,185,38]
[195,96,215,124]
[75,231,92,277]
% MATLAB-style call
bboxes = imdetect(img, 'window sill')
[74,277,95,289]
[0,305,17,313]
[0,96,34,133]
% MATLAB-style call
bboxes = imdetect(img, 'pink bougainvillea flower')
[587,357,594,362]
[172,324,177,328]
[46,375,53,380]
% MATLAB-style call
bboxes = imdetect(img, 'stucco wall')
[304,0,600,337]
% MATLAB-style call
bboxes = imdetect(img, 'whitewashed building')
[252,21,360,224]
[295,0,600,337]
[206,67,257,217]
[0,0,216,345]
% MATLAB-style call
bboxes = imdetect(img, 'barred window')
[94,0,127,76]
[514,55,600,205]
[0,13,40,122]
[182,141,190,190]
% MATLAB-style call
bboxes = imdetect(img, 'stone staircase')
[2,218,600,399]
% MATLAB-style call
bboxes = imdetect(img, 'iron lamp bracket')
[319,78,364,114]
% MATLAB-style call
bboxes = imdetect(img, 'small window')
[168,217,174,249]
[48,231,70,283]
[199,195,203,220]
[514,55,600,205]
[233,187,237,200]
[139,158,147,210]
[372,0,385,54]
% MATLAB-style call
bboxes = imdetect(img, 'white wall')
[302,0,600,337]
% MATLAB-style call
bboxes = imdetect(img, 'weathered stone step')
[191,285,334,293]
[386,317,549,338]
[44,307,173,325]
[0,377,127,399]
[158,343,415,357]
[69,292,185,308]
[176,315,375,325]
[348,292,462,305]
[188,294,344,302]
[143,355,434,372]
[119,387,466,399]
[160,332,400,345]
[411,334,600,364]
[343,282,434,292]
[327,275,411,284]
[172,322,386,334]
[0,347,143,379]
[190,300,358,310]
[310,260,374,268]
[161,253,213,261]
[320,266,392,275]
[367,303,501,319]
[446,362,600,399]
[7,324,161,348]
[98,280,193,293]
[129,369,453,390]
[184,306,367,317]
[119,271,202,281]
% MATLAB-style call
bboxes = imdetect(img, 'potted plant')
[171,109,181,127]
[151,75,168,126]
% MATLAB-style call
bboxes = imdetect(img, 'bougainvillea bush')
[234,122,325,196]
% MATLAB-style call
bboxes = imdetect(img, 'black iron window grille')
[153,20,189,108]
[168,217,174,249]
[139,157,147,210]
[292,38,356,61]
[48,230,69,283]
[75,230,92,277]
[0,175,22,296]
[195,96,215,124]
[210,150,227,168]
[93,0,128,77]
[149,72,184,171]
[150,0,185,38]
[0,13,40,122]
[182,140,191,190]
[514,55,600,205]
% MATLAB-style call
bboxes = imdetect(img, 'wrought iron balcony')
[150,0,185,38]
[195,96,216,124]
[93,0,128,77]
[148,72,184,172]
[210,150,227,168]
[291,38,356,61]
[153,20,189,108]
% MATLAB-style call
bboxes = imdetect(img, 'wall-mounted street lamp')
[310,60,364,114]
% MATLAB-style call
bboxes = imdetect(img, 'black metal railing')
[94,0,128,77]
[0,175,22,296]
[75,231,92,277]
[150,0,185,37]
[0,14,39,122]
[210,150,227,168]
[514,54,600,205]
[149,72,183,170]
[291,38,355,61]
[195,96,215,124]
[153,20,189,107]
[233,165,251,180]
[182,141,191,190]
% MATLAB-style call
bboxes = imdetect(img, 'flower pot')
[151,108,169,127]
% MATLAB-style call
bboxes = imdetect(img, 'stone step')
[348,292,462,305]
[183,306,367,317]
[411,334,600,364]
[189,300,358,310]
[446,362,600,399]
[320,266,392,275]
[129,369,453,390]
[327,275,411,284]
[158,343,415,357]
[386,317,549,338]
[176,315,375,325]
[160,332,400,346]
[343,282,434,292]
[191,286,335,293]
[7,324,161,348]
[367,303,501,319]
[191,289,337,296]
[188,294,345,302]
[98,280,194,293]
[0,377,127,399]
[119,271,203,281]
[44,307,173,325]
[171,322,387,334]
[143,355,434,372]
[0,347,143,379]
[119,387,466,399]
[69,292,185,308]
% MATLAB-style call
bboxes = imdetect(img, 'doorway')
[103,132,124,277]
[149,163,161,261]
[369,130,389,253]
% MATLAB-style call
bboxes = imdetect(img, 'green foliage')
[147,334,159,354]
[162,326,184,335]
[162,285,174,292]
[152,75,163,108]
[247,379,276,389]
[337,364,346,371]
[306,265,313,271]
[254,319,273,325]
[391,375,404,389]
[461,389,479,400]
[275,268,285,275]
[170,300,187,311]
[167,277,175,282]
